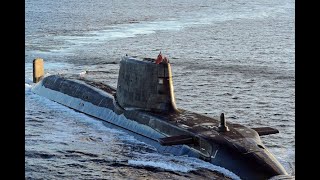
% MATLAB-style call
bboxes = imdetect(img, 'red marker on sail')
[155,52,163,64]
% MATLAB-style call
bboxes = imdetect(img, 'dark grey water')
[25,0,295,179]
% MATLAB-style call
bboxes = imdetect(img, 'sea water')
[25,0,295,179]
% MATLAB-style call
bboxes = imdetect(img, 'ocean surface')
[25,0,295,179]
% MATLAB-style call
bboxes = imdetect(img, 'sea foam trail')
[129,153,241,180]
[60,1,290,44]
[39,1,291,55]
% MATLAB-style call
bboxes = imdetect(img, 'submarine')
[31,55,293,180]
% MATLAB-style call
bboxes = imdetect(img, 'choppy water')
[25,0,295,179]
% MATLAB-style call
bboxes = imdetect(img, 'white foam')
[54,3,287,53]
[128,153,241,180]
[129,159,192,173]
[57,20,185,46]
[25,83,32,90]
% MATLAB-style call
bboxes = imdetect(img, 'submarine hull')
[31,74,290,179]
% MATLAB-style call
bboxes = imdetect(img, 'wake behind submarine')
[31,55,293,180]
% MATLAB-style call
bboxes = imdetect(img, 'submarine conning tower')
[116,56,178,113]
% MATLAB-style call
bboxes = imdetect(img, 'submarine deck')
[75,75,260,143]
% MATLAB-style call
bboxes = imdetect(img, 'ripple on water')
[25,0,294,178]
